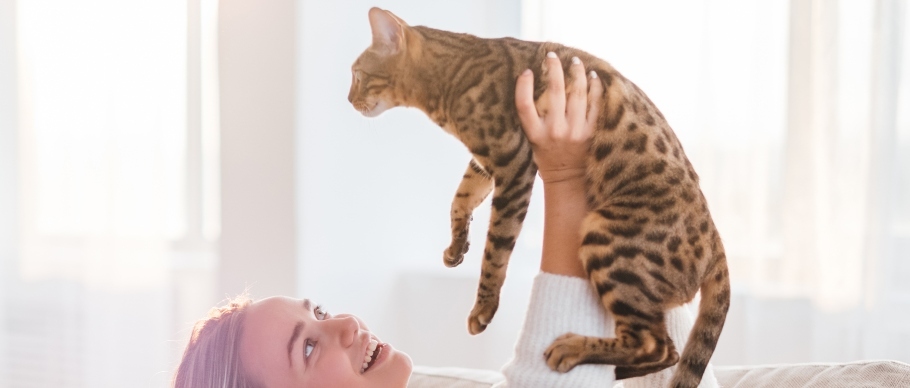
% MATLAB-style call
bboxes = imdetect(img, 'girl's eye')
[314,305,328,320]
[304,305,327,360]
[305,340,316,358]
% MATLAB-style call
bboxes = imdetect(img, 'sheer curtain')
[529,0,910,364]
[3,0,221,386]
[0,0,18,384]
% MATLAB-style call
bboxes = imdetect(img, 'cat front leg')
[444,159,494,267]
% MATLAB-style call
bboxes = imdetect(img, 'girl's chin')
[386,345,413,370]
[383,346,413,382]
[397,348,413,370]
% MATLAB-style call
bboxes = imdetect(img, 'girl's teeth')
[362,338,380,373]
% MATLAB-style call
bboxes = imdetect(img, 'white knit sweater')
[495,272,719,388]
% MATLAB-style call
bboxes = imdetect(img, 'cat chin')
[362,101,392,117]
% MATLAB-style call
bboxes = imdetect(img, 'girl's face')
[239,296,412,387]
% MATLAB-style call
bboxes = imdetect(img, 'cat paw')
[467,300,498,335]
[443,220,470,267]
[544,333,587,373]
[442,240,469,267]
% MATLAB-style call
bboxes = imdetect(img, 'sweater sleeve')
[494,272,616,388]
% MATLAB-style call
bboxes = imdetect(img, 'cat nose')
[348,80,357,104]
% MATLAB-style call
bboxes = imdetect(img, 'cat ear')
[368,7,407,54]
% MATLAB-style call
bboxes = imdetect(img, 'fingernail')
[571,56,580,65]
[589,70,598,79]
[522,69,532,76]
[546,51,557,59]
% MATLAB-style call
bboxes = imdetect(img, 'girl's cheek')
[308,351,358,387]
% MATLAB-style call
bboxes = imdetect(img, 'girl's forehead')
[252,296,308,308]
[245,297,305,324]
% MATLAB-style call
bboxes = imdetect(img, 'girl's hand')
[514,53,603,278]
[515,53,603,184]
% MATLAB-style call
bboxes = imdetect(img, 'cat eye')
[353,69,363,82]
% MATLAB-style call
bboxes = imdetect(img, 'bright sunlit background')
[1,0,909,386]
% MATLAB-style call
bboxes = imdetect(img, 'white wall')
[219,0,298,299]
[295,0,532,370]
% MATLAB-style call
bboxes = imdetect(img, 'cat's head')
[348,8,412,117]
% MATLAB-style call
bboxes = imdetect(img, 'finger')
[584,70,604,136]
[515,68,544,141]
[566,56,588,135]
[543,52,566,124]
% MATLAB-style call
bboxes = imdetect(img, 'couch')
[408,360,910,387]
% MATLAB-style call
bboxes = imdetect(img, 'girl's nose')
[330,315,360,348]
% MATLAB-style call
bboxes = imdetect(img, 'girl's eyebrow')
[287,321,304,368]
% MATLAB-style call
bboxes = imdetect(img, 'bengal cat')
[348,8,731,387]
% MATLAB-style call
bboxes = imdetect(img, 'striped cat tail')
[670,257,731,388]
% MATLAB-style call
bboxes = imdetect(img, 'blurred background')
[1,0,909,386]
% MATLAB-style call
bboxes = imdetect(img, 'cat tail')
[670,256,731,388]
